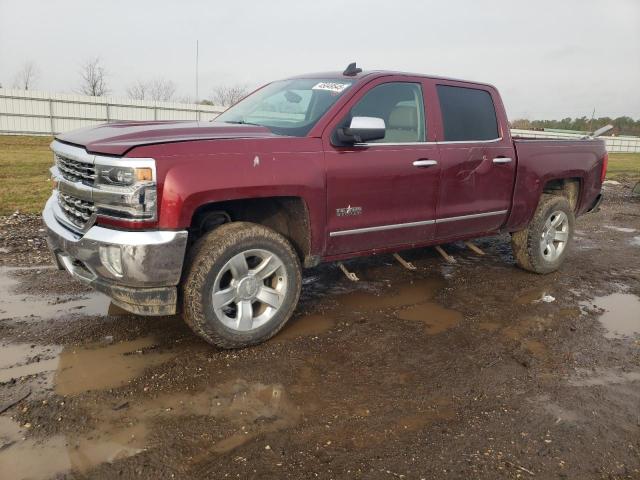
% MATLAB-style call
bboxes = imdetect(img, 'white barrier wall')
[0,88,225,136]
[511,129,640,153]
[1,89,639,153]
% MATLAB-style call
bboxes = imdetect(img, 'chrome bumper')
[43,194,188,315]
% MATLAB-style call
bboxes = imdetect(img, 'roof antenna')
[343,62,362,76]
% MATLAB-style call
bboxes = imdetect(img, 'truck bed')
[506,137,606,231]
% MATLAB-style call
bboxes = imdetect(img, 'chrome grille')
[55,154,96,184]
[57,192,96,229]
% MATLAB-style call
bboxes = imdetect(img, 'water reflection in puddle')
[337,278,442,311]
[0,343,62,384]
[0,379,298,480]
[584,292,640,338]
[0,337,174,397]
[604,225,636,233]
[0,417,148,480]
[570,367,640,387]
[515,287,555,305]
[0,267,110,321]
[335,278,462,335]
[272,314,335,341]
[55,337,176,396]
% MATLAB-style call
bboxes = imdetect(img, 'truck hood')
[56,120,279,156]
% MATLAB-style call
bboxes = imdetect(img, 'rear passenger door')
[434,83,516,239]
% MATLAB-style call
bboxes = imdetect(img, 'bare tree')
[126,80,148,100]
[12,61,39,90]
[126,78,176,101]
[210,84,248,107]
[78,57,109,96]
[149,79,176,101]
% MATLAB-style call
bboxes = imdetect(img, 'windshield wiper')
[223,120,262,127]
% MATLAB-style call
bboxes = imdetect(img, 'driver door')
[323,78,441,256]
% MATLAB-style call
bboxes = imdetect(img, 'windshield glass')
[213,78,354,137]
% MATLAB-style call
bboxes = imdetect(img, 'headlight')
[93,158,157,222]
[96,166,153,187]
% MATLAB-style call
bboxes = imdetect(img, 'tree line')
[5,58,248,107]
[511,117,640,137]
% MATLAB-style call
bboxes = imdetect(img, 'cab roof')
[287,70,496,90]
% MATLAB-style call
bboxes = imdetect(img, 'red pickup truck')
[43,65,607,348]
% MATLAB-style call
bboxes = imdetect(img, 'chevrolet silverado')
[43,64,607,348]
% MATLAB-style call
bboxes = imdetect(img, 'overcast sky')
[1,0,638,119]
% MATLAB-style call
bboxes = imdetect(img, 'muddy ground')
[0,183,639,480]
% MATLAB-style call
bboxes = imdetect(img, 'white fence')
[511,128,640,153]
[0,88,225,136]
[1,89,638,154]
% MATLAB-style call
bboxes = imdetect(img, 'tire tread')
[511,194,574,274]
[182,222,301,348]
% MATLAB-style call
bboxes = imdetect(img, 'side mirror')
[336,116,386,144]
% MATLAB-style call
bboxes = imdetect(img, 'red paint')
[55,70,606,262]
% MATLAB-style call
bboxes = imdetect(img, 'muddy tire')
[511,194,575,274]
[183,222,302,349]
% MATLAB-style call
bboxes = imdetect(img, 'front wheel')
[511,194,575,274]
[183,222,302,348]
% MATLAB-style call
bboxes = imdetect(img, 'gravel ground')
[0,183,639,480]
[0,213,51,266]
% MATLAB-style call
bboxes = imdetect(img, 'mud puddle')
[272,313,335,341]
[569,368,640,387]
[0,343,62,384]
[583,292,640,338]
[337,278,442,311]
[0,337,175,397]
[335,277,464,335]
[604,225,636,233]
[397,303,462,335]
[55,337,176,395]
[0,379,298,479]
[0,267,110,321]
[515,287,556,305]
[0,416,148,480]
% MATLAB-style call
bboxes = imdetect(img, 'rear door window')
[436,85,499,142]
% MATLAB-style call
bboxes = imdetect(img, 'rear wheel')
[511,194,575,274]
[183,222,302,348]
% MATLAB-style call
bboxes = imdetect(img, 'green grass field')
[0,135,54,215]
[0,135,639,215]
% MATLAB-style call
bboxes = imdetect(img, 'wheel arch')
[189,196,317,267]
[542,177,582,211]
[507,175,583,232]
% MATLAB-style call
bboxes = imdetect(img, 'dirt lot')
[0,182,639,479]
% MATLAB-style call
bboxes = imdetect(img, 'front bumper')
[43,194,188,315]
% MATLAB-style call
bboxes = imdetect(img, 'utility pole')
[195,39,199,103]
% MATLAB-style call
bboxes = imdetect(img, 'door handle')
[413,159,438,168]
[492,157,512,164]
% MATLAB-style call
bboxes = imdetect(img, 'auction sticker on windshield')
[312,82,351,93]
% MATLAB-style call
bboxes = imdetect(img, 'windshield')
[213,78,354,137]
